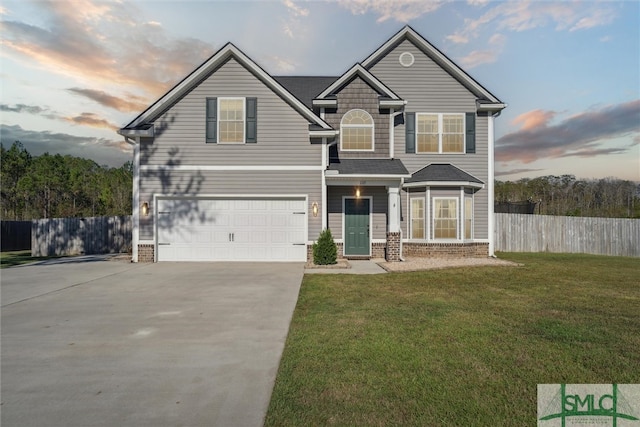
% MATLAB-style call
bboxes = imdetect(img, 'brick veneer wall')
[386,232,401,262]
[402,242,489,258]
[138,244,154,262]
[306,241,488,262]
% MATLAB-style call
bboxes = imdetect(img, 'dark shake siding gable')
[323,76,390,158]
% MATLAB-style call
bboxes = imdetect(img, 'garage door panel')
[157,197,307,262]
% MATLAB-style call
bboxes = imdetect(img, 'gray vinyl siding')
[141,58,320,166]
[327,186,388,240]
[324,77,390,158]
[139,170,322,241]
[371,39,490,240]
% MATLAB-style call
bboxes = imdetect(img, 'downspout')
[399,177,405,261]
[488,112,497,258]
[131,137,141,262]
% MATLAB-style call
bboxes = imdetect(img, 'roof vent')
[399,52,414,67]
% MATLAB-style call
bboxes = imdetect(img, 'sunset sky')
[1,0,638,181]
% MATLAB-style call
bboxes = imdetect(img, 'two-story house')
[119,26,505,262]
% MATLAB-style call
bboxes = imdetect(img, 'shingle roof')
[273,76,337,109]
[406,163,483,184]
[328,158,409,176]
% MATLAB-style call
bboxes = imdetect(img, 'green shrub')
[312,228,337,265]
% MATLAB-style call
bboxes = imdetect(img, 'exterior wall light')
[141,202,149,217]
[356,188,361,198]
[312,202,319,217]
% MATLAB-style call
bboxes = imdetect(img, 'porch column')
[386,186,401,262]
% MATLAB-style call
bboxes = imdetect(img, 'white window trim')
[416,113,465,154]
[432,197,460,241]
[409,197,425,240]
[464,195,474,241]
[218,97,246,144]
[340,109,375,152]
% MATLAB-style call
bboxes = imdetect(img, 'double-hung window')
[219,98,245,143]
[417,113,464,153]
[464,197,473,240]
[433,198,458,239]
[410,198,425,239]
[206,97,257,144]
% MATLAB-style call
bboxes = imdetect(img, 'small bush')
[313,228,337,265]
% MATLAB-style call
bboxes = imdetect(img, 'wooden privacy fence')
[1,221,32,251]
[32,216,132,257]
[495,213,640,257]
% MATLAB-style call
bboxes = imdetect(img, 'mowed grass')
[265,253,640,426]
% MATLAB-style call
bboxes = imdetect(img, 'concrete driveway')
[1,258,304,427]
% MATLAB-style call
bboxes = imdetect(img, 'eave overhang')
[316,63,402,103]
[117,125,154,138]
[403,180,484,189]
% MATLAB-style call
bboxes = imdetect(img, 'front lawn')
[265,253,640,426]
[0,250,63,268]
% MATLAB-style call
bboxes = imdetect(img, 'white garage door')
[156,198,307,262]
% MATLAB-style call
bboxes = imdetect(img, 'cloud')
[281,0,311,39]
[337,0,451,23]
[0,0,215,98]
[457,32,506,68]
[496,168,545,177]
[1,103,119,131]
[64,113,119,131]
[67,88,148,113]
[448,1,617,45]
[282,0,309,17]
[0,124,131,167]
[265,55,298,73]
[511,109,558,130]
[496,100,640,163]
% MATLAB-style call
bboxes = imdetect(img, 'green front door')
[345,198,370,256]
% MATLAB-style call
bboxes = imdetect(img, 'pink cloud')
[512,109,557,130]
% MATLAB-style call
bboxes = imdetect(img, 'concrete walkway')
[1,260,304,427]
[305,259,388,274]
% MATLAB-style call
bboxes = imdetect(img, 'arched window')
[341,109,374,151]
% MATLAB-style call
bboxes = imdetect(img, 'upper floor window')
[416,113,465,153]
[206,97,257,144]
[219,98,245,143]
[341,109,374,151]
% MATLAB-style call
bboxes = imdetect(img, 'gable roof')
[315,63,401,101]
[362,25,504,108]
[274,76,337,109]
[120,43,332,134]
[406,163,484,188]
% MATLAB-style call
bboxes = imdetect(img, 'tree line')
[2,141,638,220]
[495,175,640,218]
[1,141,132,220]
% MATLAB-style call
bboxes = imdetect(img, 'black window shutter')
[405,112,415,153]
[246,97,257,143]
[206,97,217,143]
[465,112,476,153]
